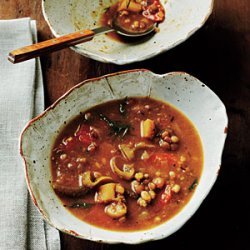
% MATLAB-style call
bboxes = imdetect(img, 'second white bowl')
[42,0,214,64]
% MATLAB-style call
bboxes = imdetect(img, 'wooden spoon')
[8,22,155,64]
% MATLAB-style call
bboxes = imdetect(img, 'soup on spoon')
[101,0,165,41]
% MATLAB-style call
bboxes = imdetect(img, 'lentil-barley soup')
[51,97,203,231]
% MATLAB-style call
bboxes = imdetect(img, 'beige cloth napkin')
[0,18,60,250]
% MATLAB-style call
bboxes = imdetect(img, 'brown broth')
[51,97,203,231]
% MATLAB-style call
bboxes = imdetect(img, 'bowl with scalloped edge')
[42,0,214,64]
[20,69,227,244]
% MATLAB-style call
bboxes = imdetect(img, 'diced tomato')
[149,153,177,167]
[75,124,92,146]
[75,124,90,136]
[79,134,92,145]
[160,185,172,204]
[142,0,165,22]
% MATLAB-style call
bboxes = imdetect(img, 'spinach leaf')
[103,6,110,12]
[189,178,198,191]
[126,0,131,8]
[99,113,130,137]
[68,202,94,209]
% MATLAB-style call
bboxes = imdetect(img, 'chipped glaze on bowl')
[20,70,228,244]
[42,0,214,65]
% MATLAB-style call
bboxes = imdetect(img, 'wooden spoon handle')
[8,29,95,64]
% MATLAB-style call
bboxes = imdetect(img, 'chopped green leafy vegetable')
[99,113,130,137]
[103,7,110,12]
[126,0,132,8]
[189,178,198,191]
[68,202,94,209]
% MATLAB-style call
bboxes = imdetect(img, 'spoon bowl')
[113,18,156,37]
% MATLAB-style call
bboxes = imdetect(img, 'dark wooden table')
[1,0,249,249]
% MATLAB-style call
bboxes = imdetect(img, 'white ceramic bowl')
[20,69,228,244]
[42,0,214,64]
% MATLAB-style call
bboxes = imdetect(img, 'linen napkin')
[0,18,60,250]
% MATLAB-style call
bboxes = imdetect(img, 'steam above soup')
[51,97,203,231]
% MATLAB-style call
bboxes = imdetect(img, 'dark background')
[1,0,249,249]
